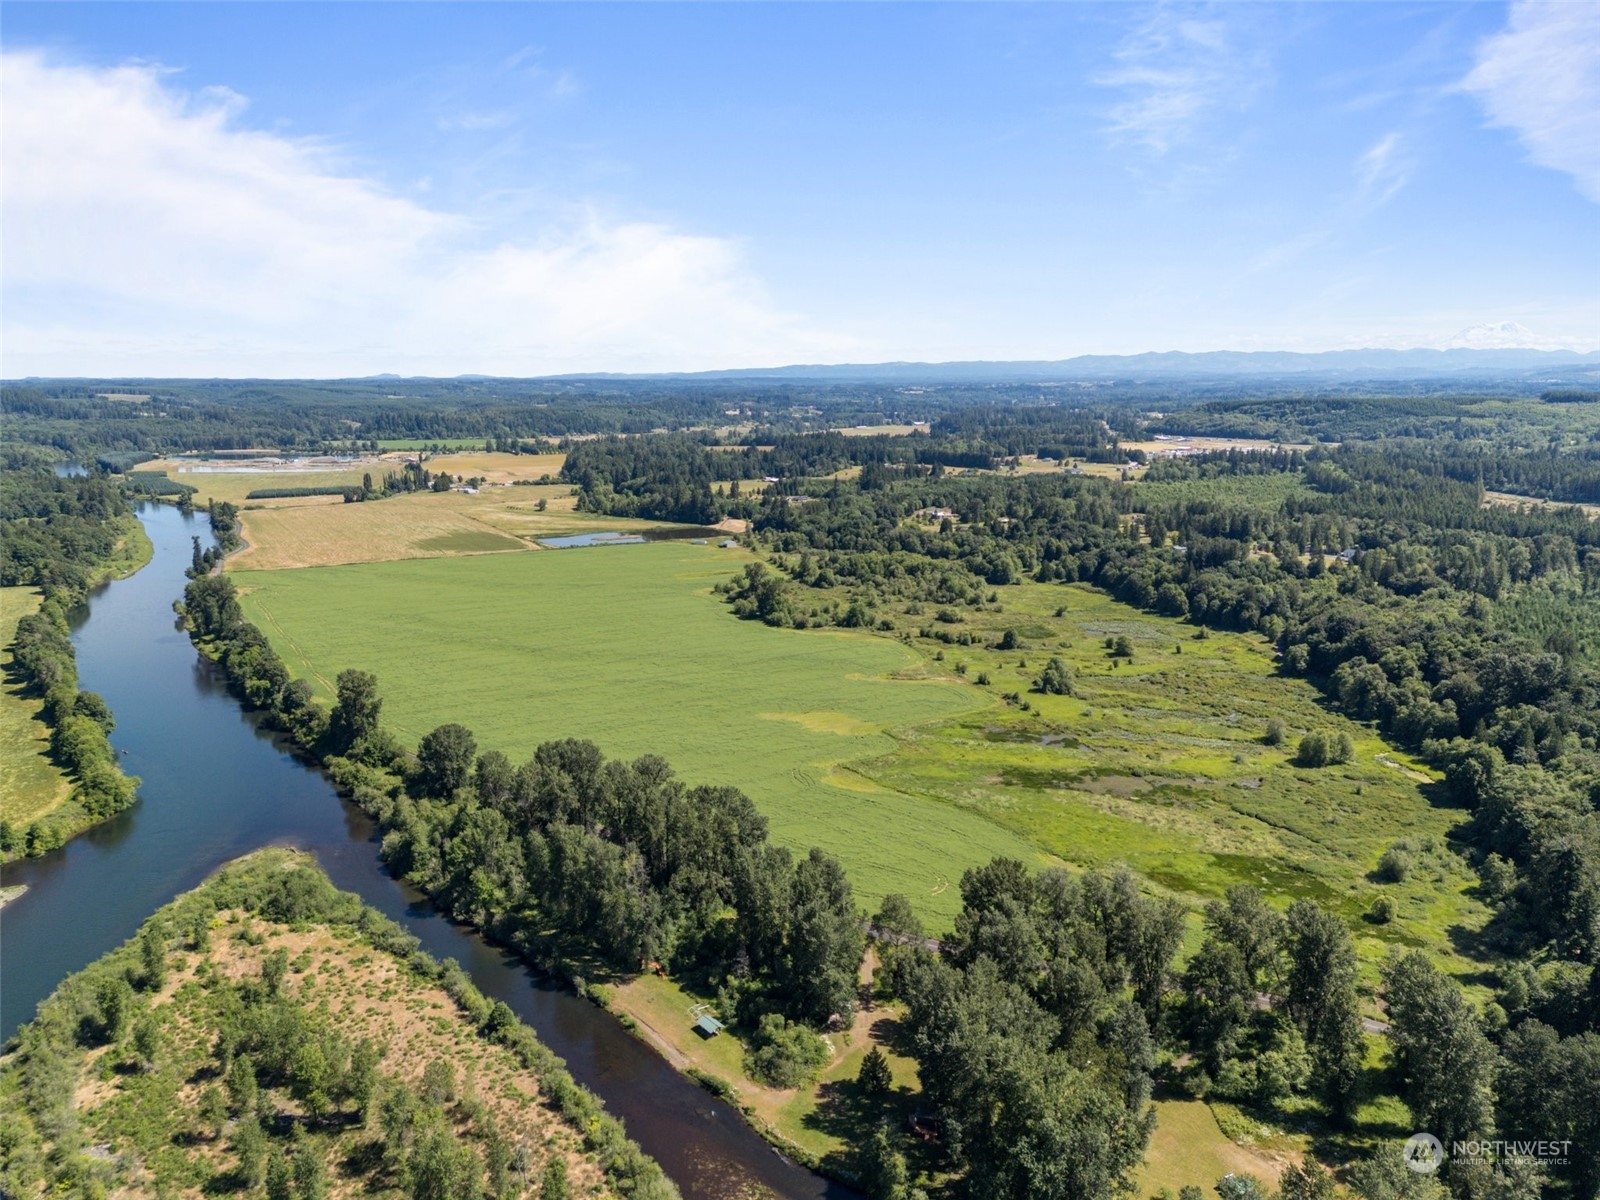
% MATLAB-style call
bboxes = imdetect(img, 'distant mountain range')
[18,346,1596,388]
[580,345,1599,384]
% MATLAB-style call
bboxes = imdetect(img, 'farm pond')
[539,527,726,548]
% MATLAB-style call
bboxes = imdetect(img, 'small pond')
[539,527,727,548]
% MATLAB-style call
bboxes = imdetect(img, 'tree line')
[2,454,144,857]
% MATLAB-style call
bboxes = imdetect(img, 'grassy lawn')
[0,587,71,828]
[234,544,1038,927]
[1135,1097,1298,1197]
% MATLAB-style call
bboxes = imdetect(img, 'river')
[0,502,846,1200]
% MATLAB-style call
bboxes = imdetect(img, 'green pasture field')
[0,587,72,828]
[234,543,1489,976]
[234,545,1040,926]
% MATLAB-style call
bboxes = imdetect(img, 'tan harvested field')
[229,486,703,571]
[833,423,927,437]
[231,493,526,570]
[421,450,567,481]
[1484,489,1600,519]
[141,451,567,509]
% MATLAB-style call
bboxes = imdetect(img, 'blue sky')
[2,2,1596,376]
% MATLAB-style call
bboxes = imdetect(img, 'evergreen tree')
[858,1045,893,1095]
[540,1156,569,1200]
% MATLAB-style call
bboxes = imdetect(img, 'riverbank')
[0,847,674,1199]
[604,953,922,1181]
[2,502,838,1200]
[1,513,154,863]
[183,542,875,1195]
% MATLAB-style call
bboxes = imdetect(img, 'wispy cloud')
[1355,131,1410,207]
[436,110,517,133]
[0,52,856,376]
[1462,0,1600,202]
[1096,5,1269,154]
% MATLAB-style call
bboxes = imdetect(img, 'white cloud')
[1462,1,1600,202]
[0,52,854,376]
[1096,6,1267,154]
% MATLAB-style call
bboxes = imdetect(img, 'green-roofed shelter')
[693,1014,725,1038]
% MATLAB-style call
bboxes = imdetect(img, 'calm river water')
[0,502,846,1200]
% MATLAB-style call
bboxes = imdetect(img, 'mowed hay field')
[234,545,1041,926]
[229,492,529,569]
[227,487,723,571]
[0,587,72,827]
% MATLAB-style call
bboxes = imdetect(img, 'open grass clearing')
[229,492,530,569]
[1134,1097,1299,1197]
[235,544,1040,927]
[853,580,1490,987]
[420,450,567,482]
[233,533,1490,978]
[832,424,926,437]
[0,587,71,828]
[1483,489,1600,519]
